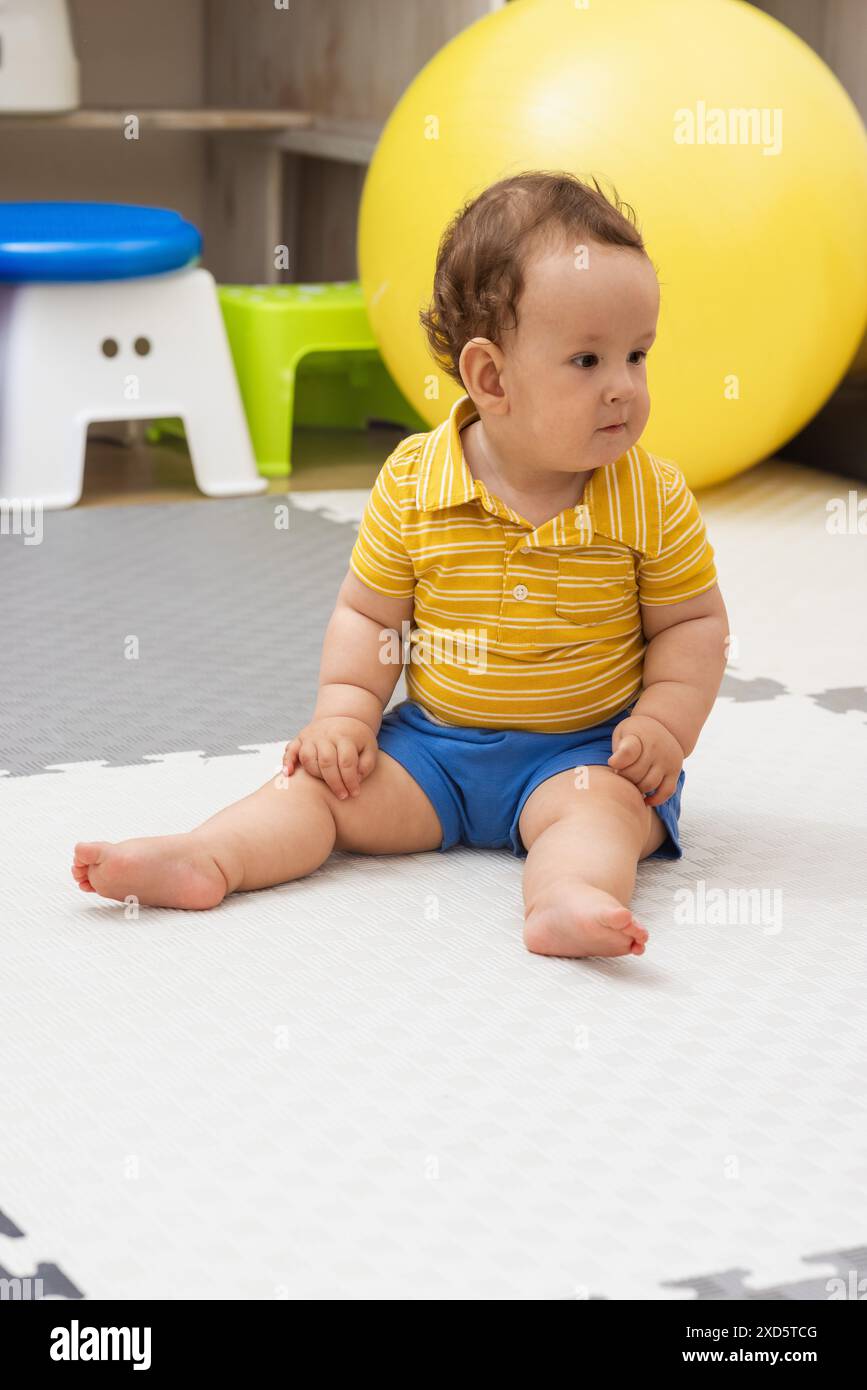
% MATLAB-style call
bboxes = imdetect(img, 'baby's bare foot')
[524,881,649,959]
[71,835,230,910]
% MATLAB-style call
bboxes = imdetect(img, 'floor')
[79,421,404,506]
[2,429,866,1300]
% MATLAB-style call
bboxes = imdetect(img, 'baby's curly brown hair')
[418,170,649,389]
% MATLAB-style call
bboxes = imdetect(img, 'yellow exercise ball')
[359,0,867,488]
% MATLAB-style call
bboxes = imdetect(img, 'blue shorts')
[376,698,685,859]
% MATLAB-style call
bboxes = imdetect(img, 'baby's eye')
[571,350,649,369]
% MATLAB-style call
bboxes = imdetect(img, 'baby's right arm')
[282,570,413,799]
[314,569,413,731]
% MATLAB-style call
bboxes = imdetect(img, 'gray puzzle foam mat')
[0,496,355,776]
[2,463,866,1299]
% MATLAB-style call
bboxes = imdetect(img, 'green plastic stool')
[147,281,427,477]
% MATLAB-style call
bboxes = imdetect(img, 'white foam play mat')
[2,457,866,1300]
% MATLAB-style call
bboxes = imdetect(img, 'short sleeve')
[349,458,416,597]
[637,465,718,605]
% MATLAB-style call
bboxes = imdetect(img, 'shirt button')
[520,545,530,553]
[512,583,529,600]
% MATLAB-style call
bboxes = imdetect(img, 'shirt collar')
[415,393,663,556]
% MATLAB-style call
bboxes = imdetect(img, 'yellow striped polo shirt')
[349,393,718,732]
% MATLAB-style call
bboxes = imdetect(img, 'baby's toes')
[628,916,649,946]
[72,841,112,893]
[626,917,649,954]
[598,905,649,954]
[70,863,95,891]
[74,840,108,867]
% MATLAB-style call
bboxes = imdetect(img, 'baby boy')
[72,170,729,959]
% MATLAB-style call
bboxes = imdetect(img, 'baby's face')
[499,238,660,472]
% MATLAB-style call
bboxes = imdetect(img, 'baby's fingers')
[282,738,301,775]
[335,737,361,797]
[611,763,645,792]
[357,740,377,781]
[644,771,679,807]
[638,763,663,796]
[312,740,351,800]
[608,733,642,772]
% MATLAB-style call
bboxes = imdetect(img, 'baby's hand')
[281,717,378,800]
[608,714,684,808]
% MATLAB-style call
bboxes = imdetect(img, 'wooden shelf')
[0,107,383,281]
[0,108,382,162]
[0,107,314,132]
[267,115,382,166]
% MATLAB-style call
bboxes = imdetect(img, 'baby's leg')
[72,751,443,910]
[518,764,667,959]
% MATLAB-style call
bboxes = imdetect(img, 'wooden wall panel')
[0,0,207,225]
[294,159,368,283]
[203,135,285,284]
[205,0,499,119]
[204,0,497,280]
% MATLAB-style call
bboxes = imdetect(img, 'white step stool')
[0,201,267,509]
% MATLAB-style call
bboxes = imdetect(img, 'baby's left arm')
[633,583,730,756]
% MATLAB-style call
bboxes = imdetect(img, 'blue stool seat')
[0,201,202,282]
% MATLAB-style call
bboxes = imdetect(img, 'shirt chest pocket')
[555,553,637,636]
